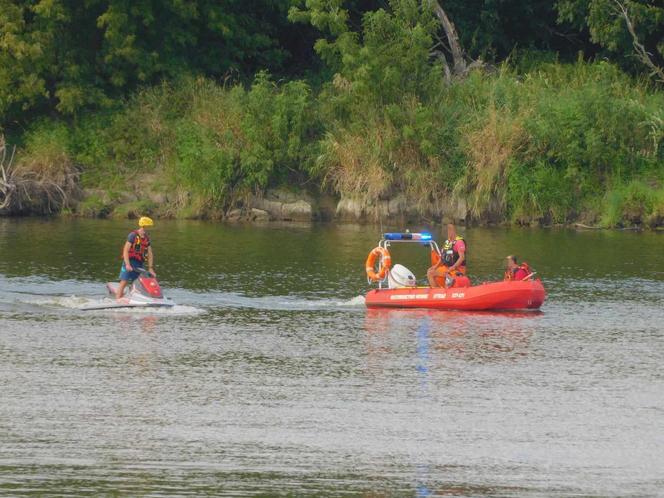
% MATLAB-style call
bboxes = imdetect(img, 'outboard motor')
[388,264,417,289]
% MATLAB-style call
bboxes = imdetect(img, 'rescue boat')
[364,232,546,311]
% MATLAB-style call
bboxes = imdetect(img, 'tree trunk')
[426,0,467,75]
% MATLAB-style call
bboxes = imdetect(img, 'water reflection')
[111,314,161,334]
[416,316,431,396]
[364,309,538,367]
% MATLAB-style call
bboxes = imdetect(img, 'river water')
[0,218,662,496]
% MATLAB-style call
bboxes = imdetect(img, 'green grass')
[77,194,111,218]
[601,181,664,228]
[110,200,158,219]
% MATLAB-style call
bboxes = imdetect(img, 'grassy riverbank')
[6,59,664,227]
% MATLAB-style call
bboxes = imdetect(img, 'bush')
[111,200,158,219]
[601,181,664,228]
[77,194,111,218]
[239,72,318,187]
[172,120,237,208]
[2,122,79,214]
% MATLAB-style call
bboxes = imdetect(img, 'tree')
[289,0,588,85]
[290,0,489,88]
[289,0,445,104]
[427,0,472,78]
[557,0,664,77]
[613,0,664,82]
[0,0,309,125]
[441,0,577,60]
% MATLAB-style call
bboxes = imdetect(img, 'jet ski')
[82,268,175,310]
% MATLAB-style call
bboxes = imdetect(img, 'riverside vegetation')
[1,0,664,227]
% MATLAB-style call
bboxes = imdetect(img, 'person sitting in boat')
[115,216,155,299]
[427,222,466,288]
[504,255,531,281]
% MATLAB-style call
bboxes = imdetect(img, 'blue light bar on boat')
[383,232,433,241]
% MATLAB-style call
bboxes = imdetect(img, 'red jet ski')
[105,268,174,308]
[364,232,546,311]
[82,268,175,310]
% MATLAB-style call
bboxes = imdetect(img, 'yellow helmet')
[138,216,154,227]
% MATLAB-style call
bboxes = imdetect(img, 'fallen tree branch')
[574,222,603,230]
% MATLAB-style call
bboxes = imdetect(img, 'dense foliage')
[3,0,663,124]
[2,0,664,226]
[0,0,312,121]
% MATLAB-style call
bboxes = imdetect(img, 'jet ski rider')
[115,216,155,299]
[427,222,466,288]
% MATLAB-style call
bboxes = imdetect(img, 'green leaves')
[556,0,664,74]
[289,0,351,36]
[240,72,318,186]
[0,0,304,125]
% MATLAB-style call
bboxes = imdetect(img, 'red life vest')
[505,262,531,281]
[127,230,150,262]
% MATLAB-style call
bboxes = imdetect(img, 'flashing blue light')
[383,232,433,241]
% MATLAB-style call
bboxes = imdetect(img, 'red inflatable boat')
[365,279,546,310]
[364,232,546,311]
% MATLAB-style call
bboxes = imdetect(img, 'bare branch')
[615,0,664,83]
[430,49,452,83]
[0,136,18,210]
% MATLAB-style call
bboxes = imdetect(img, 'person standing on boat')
[115,216,155,299]
[427,223,466,288]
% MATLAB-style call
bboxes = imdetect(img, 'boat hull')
[365,280,546,311]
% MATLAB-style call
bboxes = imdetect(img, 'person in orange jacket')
[427,223,466,288]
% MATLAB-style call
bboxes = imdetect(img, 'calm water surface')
[1,219,663,496]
